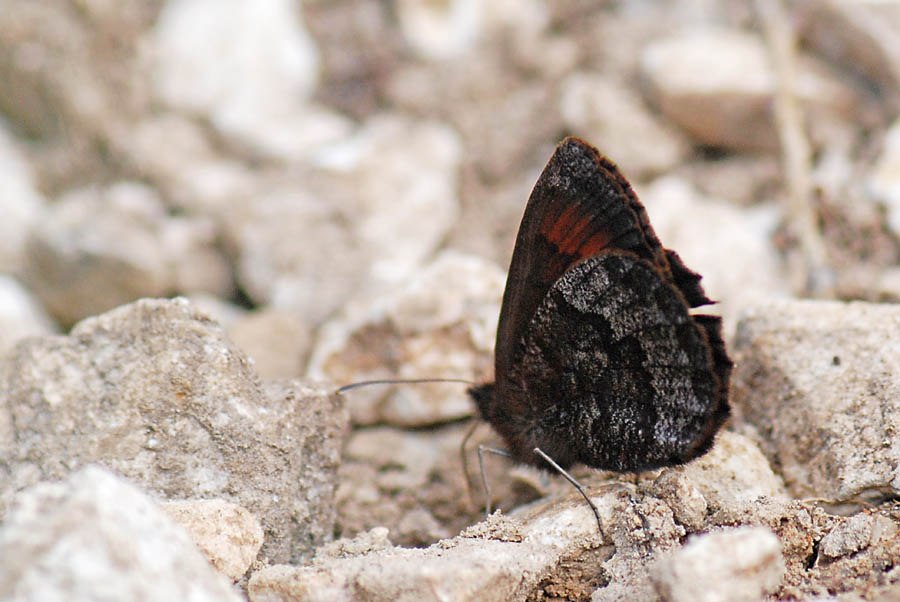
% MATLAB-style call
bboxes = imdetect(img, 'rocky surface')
[309,249,504,426]
[796,0,900,114]
[732,300,900,503]
[0,466,243,602]
[0,274,57,355]
[651,526,785,602]
[23,181,233,327]
[640,27,860,152]
[559,71,690,177]
[1,0,900,600]
[162,499,264,582]
[870,118,900,237]
[0,298,348,564]
[0,123,44,275]
[249,428,900,601]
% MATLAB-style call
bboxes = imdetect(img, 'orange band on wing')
[540,203,614,259]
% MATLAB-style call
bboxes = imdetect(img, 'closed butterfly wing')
[469,137,730,470]
[494,252,730,470]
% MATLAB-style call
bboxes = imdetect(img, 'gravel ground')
[2,1,900,600]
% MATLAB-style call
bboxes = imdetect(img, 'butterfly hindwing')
[498,253,728,470]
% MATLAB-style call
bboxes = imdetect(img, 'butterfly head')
[466,383,495,422]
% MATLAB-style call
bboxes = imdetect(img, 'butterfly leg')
[459,420,481,509]
[629,494,651,533]
[477,444,512,516]
[533,447,605,537]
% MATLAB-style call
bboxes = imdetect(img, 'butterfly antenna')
[336,377,475,394]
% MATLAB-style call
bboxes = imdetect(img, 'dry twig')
[756,0,833,296]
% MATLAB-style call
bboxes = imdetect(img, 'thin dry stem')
[756,0,833,296]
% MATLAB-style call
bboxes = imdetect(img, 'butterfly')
[467,137,731,485]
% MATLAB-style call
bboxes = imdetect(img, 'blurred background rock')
[2,0,900,556]
[2,0,899,352]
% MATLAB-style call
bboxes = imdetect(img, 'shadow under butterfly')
[341,136,732,535]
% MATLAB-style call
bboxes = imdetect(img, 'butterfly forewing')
[493,138,674,384]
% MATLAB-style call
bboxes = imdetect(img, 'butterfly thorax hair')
[468,381,583,470]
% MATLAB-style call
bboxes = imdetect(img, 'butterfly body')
[469,137,731,473]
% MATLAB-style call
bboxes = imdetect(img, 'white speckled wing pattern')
[504,251,725,472]
[467,136,730,474]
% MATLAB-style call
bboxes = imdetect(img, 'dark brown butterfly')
[468,137,731,482]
